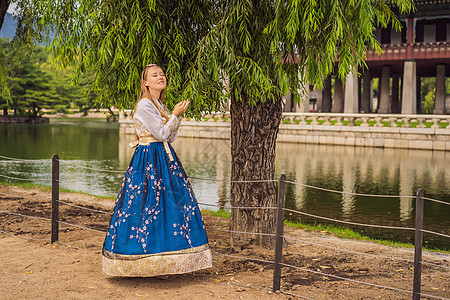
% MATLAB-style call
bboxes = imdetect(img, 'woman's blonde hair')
[133,64,170,120]
[132,64,171,140]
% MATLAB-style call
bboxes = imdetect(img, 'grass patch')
[0,181,52,192]
[202,209,231,219]
[0,181,116,200]
[199,210,448,253]
[285,220,449,253]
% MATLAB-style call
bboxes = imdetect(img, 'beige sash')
[129,114,174,162]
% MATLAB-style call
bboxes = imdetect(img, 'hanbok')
[102,98,212,276]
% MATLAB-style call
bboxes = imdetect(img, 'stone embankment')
[119,111,450,151]
[0,116,49,124]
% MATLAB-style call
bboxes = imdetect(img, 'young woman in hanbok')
[102,64,212,276]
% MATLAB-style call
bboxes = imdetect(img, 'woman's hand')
[172,100,190,117]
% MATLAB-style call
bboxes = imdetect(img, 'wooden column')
[322,75,332,112]
[332,77,344,113]
[379,66,390,113]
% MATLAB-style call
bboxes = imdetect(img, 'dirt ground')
[0,184,449,300]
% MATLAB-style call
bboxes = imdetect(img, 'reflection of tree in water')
[303,158,343,217]
[282,171,297,222]
[4,121,449,248]
[217,157,229,209]
[173,137,231,208]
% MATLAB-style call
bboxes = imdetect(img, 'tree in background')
[420,77,435,114]
[0,38,97,116]
[15,0,412,247]
[0,38,59,116]
[40,60,98,115]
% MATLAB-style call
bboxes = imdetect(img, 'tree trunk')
[0,0,10,30]
[229,91,282,249]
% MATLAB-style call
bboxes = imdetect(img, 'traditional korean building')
[284,0,450,115]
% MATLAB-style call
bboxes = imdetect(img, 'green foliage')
[421,77,435,114]
[0,38,97,116]
[34,0,218,115]
[447,78,450,95]
[0,38,58,116]
[12,0,412,118]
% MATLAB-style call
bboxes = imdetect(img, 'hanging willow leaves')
[8,0,413,248]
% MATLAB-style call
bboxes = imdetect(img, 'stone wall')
[119,111,450,151]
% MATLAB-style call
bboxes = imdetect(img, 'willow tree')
[27,0,412,247]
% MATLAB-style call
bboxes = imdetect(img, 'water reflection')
[275,143,449,248]
[1,120,449,248]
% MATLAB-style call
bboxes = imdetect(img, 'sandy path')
[0,185,449,299]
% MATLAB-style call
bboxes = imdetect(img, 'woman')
[102,64,212,276]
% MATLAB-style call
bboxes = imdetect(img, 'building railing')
[366,41,450,61]
[280,113,450,129]
[120,111,450,129]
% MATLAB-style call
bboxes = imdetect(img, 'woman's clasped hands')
[172,100,190,117]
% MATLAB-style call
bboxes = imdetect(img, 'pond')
[0,119,449,249]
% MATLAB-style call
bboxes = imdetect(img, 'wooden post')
[273,174,286,292]
[413,189,424,300]
[51,154,60,243]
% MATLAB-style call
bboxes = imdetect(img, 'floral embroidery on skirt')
[102,142,212,276]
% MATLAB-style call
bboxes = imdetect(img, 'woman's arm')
[167,115,182,143]
[134,98,180,141]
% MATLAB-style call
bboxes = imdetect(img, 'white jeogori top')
[133,98,181,143]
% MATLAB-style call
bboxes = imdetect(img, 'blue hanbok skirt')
[102,142,212,276]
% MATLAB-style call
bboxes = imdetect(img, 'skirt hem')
[102,246,212,277]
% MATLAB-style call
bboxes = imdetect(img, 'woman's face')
[144,66,166,93]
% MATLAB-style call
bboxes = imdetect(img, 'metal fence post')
[51,154,60,243]
[273,173,286,292]
[413,189,424,300]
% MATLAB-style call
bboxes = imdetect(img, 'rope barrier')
[206,226,276,237]
[57,200,113,215]
[422,197,450,206]
[0,229,50,241]
[283,235,413,263]
[59,160,126,173]
[0,155,51,162]
[213,251,274,265]
[212,252,316,299]
[0,174,51,182]
[284,208,415,231]
[56,220,107,234]
[0,154,446,205]
[420,261,450,270]
[282,235,450,270]
[285,180,416,199]
[190,176,278,183]
[1,152,448,299]
[0,191,50,201]
[198,202,276,210]
[275,289,315,300]
[219,280,315,300]
[0,209,51,222]
[421,229,450,239]
[55,240,88,251]
[279,262,413,295]
[0,153,438,204]
[418,292,450,300]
